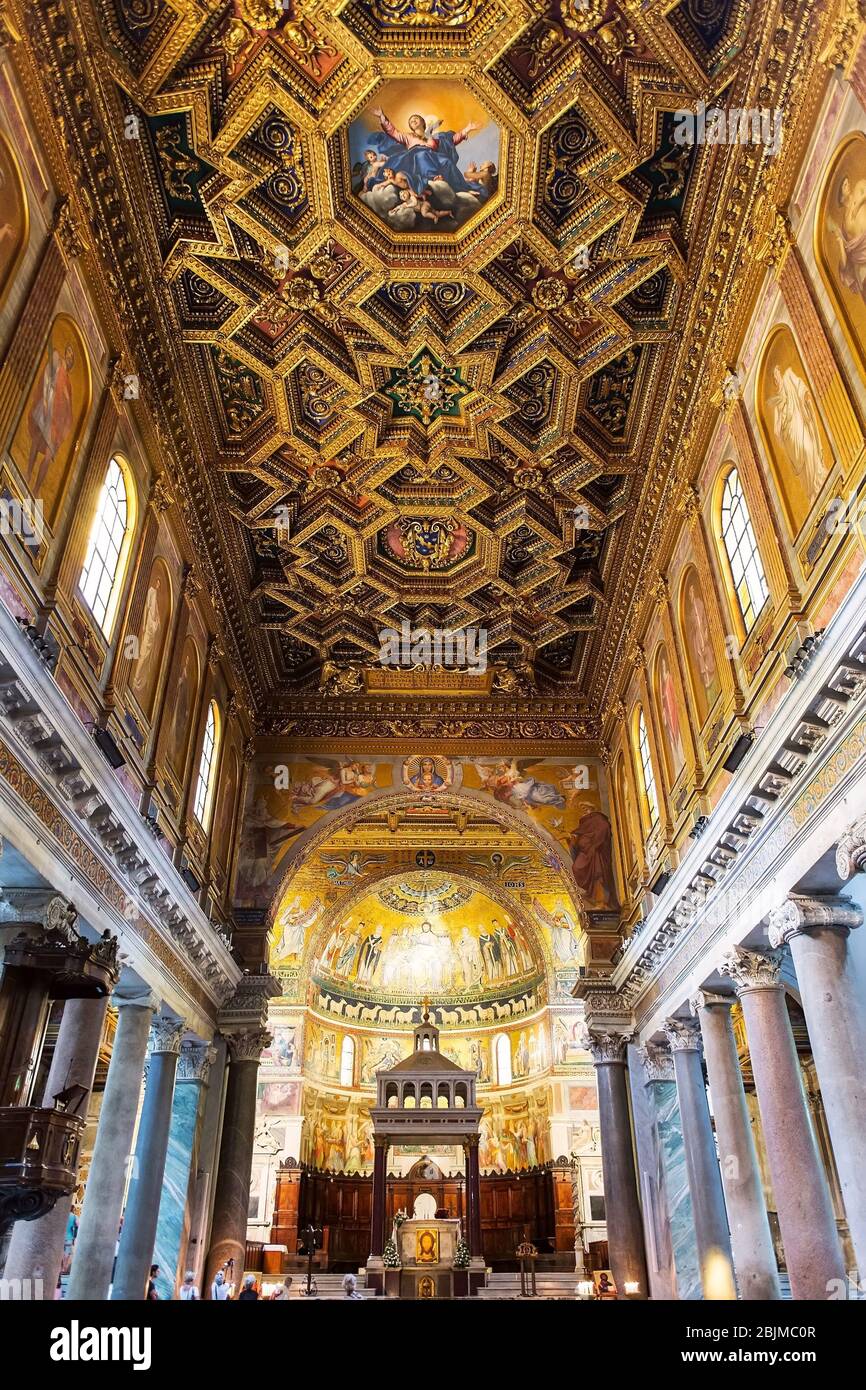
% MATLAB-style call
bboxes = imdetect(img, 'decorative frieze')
[218,972,282,1037]
[719,945,783,995]
[616,592,866,1008]
[767,894,862,948]
[0,616,239,1014]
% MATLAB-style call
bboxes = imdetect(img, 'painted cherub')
[397,188,453,224]
[361,149,387,189]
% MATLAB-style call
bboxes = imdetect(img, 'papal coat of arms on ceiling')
[380,517,474,572]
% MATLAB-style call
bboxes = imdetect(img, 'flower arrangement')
[453,1236,470,1269]
[383,1237,400,1268]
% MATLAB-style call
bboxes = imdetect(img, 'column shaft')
[590,1036,649,1297]
[665,1020,736,1299]
[770,900,866,1278]
[466,1140,482,1256]
[693,997,780,1299]
[370,1141,387,1258]
[152,1045,212,1299]
[111,1020,183,1300]
[722,947,846,1300]
[205,1057,260,1290]
[4,996,108,1296]
[66,996,154,1301]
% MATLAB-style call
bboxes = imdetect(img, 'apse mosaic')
[313,876,536,998]
[349,80,499,235]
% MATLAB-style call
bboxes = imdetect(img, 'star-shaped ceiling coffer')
[382,349,472,427]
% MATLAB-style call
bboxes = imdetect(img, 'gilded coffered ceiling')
[24,0,823,739]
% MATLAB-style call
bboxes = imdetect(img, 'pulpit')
[368,1002,484,1297]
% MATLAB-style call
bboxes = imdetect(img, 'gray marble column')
[66,991,157,1301]
[205,1029,270,1295]
[690,990,780,1299]
[631,1043,683,1300]
[768,893,866,1278]
[587,1030,648,1297]
[721,945,846,1299]
[3,995,109,1296]
[663,1017,736,1299]
[152,1042,216,1299]
[111,1016,185,1300]
[185,1036,228,1288]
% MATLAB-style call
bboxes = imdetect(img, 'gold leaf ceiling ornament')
[20,0,828,731]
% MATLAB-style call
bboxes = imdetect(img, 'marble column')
[663,1017,736,1300]
[690,990,780,1300]
[66,990,157,1301]
[111,1016,185,1300]
[152,1042,215,1300]
[632,1042,698,1299]
[185,1036,228,1288]
[720,945,846,1299]
[587,1030,648,1297]
[370,1137,388,1259]
[768,893,866,1277]
[465,1135,482,1257]
[204,1029,270,1295]
[3,995,109,1296]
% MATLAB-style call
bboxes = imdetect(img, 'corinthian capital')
[177,1042,218,1084]
[226,1029,272,1063]
[767,894,862,948]
[719,944,782,995]
[836,814,866,880]
[663,1017,702,1052]
[637,1041,674,1084]
[586,1029,633,1065]
[689,989,731,1016]
[149,1016,185,1056]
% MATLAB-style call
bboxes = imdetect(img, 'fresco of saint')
[11,316,90,524]
[767,362,828,500]
[567,806,618,910]
[657,645,685,776]
[130,563,170,716]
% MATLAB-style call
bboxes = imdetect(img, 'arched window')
[340,1035,354,1087]
[496,1034,512,1086]
[193,700,220,830]
[78,456,136,638]
[636,707,659,828]
[719,467,769,634]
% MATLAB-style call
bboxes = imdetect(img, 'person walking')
[271,1275,293,1301]
[211,1268,231,1301]
[146,1265,160,1300]
[238,1274,259,1301]
[342,1273,363,1300]
[178,1270,200,1300]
